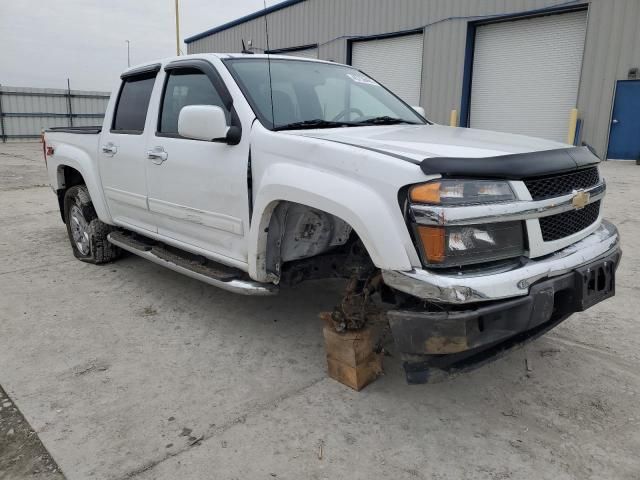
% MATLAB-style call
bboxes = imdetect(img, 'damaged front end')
[384,222,621,383]
[266,212,621,385]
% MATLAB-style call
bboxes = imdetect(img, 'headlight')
[415,222,524,267]
[410,179,515,205]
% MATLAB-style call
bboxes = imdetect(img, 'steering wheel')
[332,108,364,122]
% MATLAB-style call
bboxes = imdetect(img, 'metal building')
[185,0,640,160]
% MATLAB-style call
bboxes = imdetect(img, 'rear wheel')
[64,185,121,264]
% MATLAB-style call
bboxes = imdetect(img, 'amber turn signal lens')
[410,182,440,204]
[417,226,445,263]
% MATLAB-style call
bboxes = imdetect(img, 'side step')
[107,231,277,296]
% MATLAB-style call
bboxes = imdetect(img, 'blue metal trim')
[265,43,318,54]
[184,0,308,44]
[574,118,583,146]
[459,22,476,128]
[346,39,353,66]
[459,2,588,129]
[347,27,425,44]
[473,2,588,26]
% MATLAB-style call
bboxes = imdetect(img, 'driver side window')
[159,68,230,136]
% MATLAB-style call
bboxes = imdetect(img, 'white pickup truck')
[44,54,620,382]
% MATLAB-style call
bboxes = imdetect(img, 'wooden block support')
[320,313,382,391]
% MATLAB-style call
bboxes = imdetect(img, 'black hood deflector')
[420,147,600,180]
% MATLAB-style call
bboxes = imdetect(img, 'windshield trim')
[221,57,431,131]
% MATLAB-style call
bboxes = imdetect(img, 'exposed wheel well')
[56,166,85,223]
[262,201,376,285]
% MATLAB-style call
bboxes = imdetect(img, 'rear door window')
[112,72,157,133]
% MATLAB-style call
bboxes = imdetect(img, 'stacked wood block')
[320,313,383,391]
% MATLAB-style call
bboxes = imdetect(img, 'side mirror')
[178,105,230,142]
[412,106,426,118]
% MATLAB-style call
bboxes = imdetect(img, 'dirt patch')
[0,385,65,480]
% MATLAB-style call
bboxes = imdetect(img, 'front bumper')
[383,221,621,384]
[382,220,620,304]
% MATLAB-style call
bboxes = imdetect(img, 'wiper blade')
[273,119,355,131]
[353,116,419,125]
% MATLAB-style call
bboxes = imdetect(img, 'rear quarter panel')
[45,131,112,223]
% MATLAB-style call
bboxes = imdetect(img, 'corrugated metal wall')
[578,0,640,159]
[187,0,640,158]
[0,86,110,142]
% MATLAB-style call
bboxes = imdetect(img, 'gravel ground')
[0,385,64,480]
[0,143,638,480]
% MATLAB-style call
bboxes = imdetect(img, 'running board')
[107,231,277,296]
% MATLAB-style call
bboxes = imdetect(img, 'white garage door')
[470,10,587,143]
[351,34,423,105]
[278,47,318,59]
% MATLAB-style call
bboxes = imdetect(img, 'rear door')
[99,65,160,232]
[144,59,250,263]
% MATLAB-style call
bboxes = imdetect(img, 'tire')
[63,185,121,264]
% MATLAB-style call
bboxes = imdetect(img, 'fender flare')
[48,144,112,223]
[248,163,416,281]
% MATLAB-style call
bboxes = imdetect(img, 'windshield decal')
[346,73,379,86]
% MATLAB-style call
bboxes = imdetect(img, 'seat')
[272,90,298,126]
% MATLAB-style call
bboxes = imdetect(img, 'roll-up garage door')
[470,10,587,143]
[278,47,318,59]
[351,33,423,105]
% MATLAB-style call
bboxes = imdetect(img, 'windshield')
[224,58,427,130]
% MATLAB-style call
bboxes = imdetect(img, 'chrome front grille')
[524,167,600,200]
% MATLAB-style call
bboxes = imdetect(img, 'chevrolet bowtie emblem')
[572,190,590,210]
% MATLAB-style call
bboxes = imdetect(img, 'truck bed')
[44,127,102,195]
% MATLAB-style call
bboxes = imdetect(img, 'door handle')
[147,147,168,165]
[101,143,117,155]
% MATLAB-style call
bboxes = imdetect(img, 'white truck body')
[44,54,620,381]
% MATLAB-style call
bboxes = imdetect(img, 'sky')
[0,0,267,91]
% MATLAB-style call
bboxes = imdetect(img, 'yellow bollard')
[567,108,579,145]
[449,109,458,128]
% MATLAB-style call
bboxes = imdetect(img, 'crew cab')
[44,54,621,383]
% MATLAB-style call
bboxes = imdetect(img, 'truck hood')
[287,124,568,163]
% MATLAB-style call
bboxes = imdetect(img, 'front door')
[99,69,159,231]
[608,80,640,160]
[145,63,250,264]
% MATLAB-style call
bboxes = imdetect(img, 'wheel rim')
[70,205,90,255]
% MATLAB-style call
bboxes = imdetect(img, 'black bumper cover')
[388,249,621,384]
